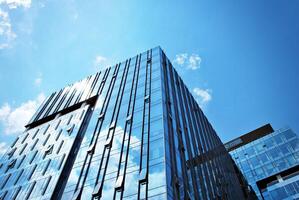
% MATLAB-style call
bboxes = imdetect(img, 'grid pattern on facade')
[0,105,90,200]
[229,127,299,199]
[160,50,245,200]
[60,47,166,200]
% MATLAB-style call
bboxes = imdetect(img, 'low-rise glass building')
[225,124,299,200]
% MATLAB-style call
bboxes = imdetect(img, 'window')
[21,133,29,144]
[66,124,75,135]
[25,181,36,199]
[79,109,86,120]
[285,154,296,166]
[17,155,26,168]
[43,124,50,135]
[1,174,11,189]
[149,139,164,161]
[115,175,124,191]
[11,186,21,199]
[41,176,52,195]
[56,140,64,154]
[7,159,17,169]
[67,115,73,125]
[0,191,7,199]
[259,153,269,163]
[268,148,281,159]
[43,134,50,146]
[283,130,296,140]
[32,129,39,139]
[30,151,38,164]
[289,139,299,151]
[45,144,54,157]
[263,163,275,175]
[55,129,63,141]
[249,157,260,167]
[280,144,290,155]
[244,147,256,156]
[14,169,24,185]
[55,120,61,130]
[57,154,66,170]
[19,143,28,155]
[7,147,16,158]
[265,138,275,148]
[28,165,37,180]
[273,135,283,145]
[10,137,19,148]
[275,159,288,171]
[31,139,39,150]
[42,159,51,175]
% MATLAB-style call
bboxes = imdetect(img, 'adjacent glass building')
[225,124,299,200]
[0,47,249,200]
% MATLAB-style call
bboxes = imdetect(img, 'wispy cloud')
[0,142,8,156]
[193,87,212,107]
[0,0,31,9]
[174,53,188,65]
[93,55,110,72]
[94,55,107,65]
[0,8,16,49]
[188,54,201,70]
[0,93,45,135]
[173,53,202,70]
[0,0,32,49]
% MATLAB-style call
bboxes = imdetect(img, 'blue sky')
[0,0,298,153]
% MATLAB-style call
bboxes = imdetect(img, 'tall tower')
[0,47,248,200]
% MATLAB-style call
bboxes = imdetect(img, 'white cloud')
[193,87,212,107]
[0,0,31,9]
[0,142,8,156]
[93,55,110,72]
[0,92,45,135]
[94,55,107,65]
[0,0,32,49]
[0,8,16,49]
[188,54,201,70]
[173,53,202,70]
[174,53,188,65]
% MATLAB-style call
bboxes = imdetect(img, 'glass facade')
[227,126,299,200]
[0,47,247,200]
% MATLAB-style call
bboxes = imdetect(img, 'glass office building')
[225,124,299,200]
[0,47,248,200]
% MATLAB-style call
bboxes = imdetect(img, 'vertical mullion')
[91,63,125,198]
[43,89,64,117]
[74,76,91,104]
[138,50,151,200]
[69,80,84,107]
[162,57,180,199]
[27,92,55,125]
[54,86,71,113]
[80,73,99,102]
[169,64,192,199]
[37,90,60,120]
[183,84,214,198]
[115,55,141,199]
[99,60,131,197]
[181,81,214,198]
[63,82,79,109]
[174,67,201,199]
